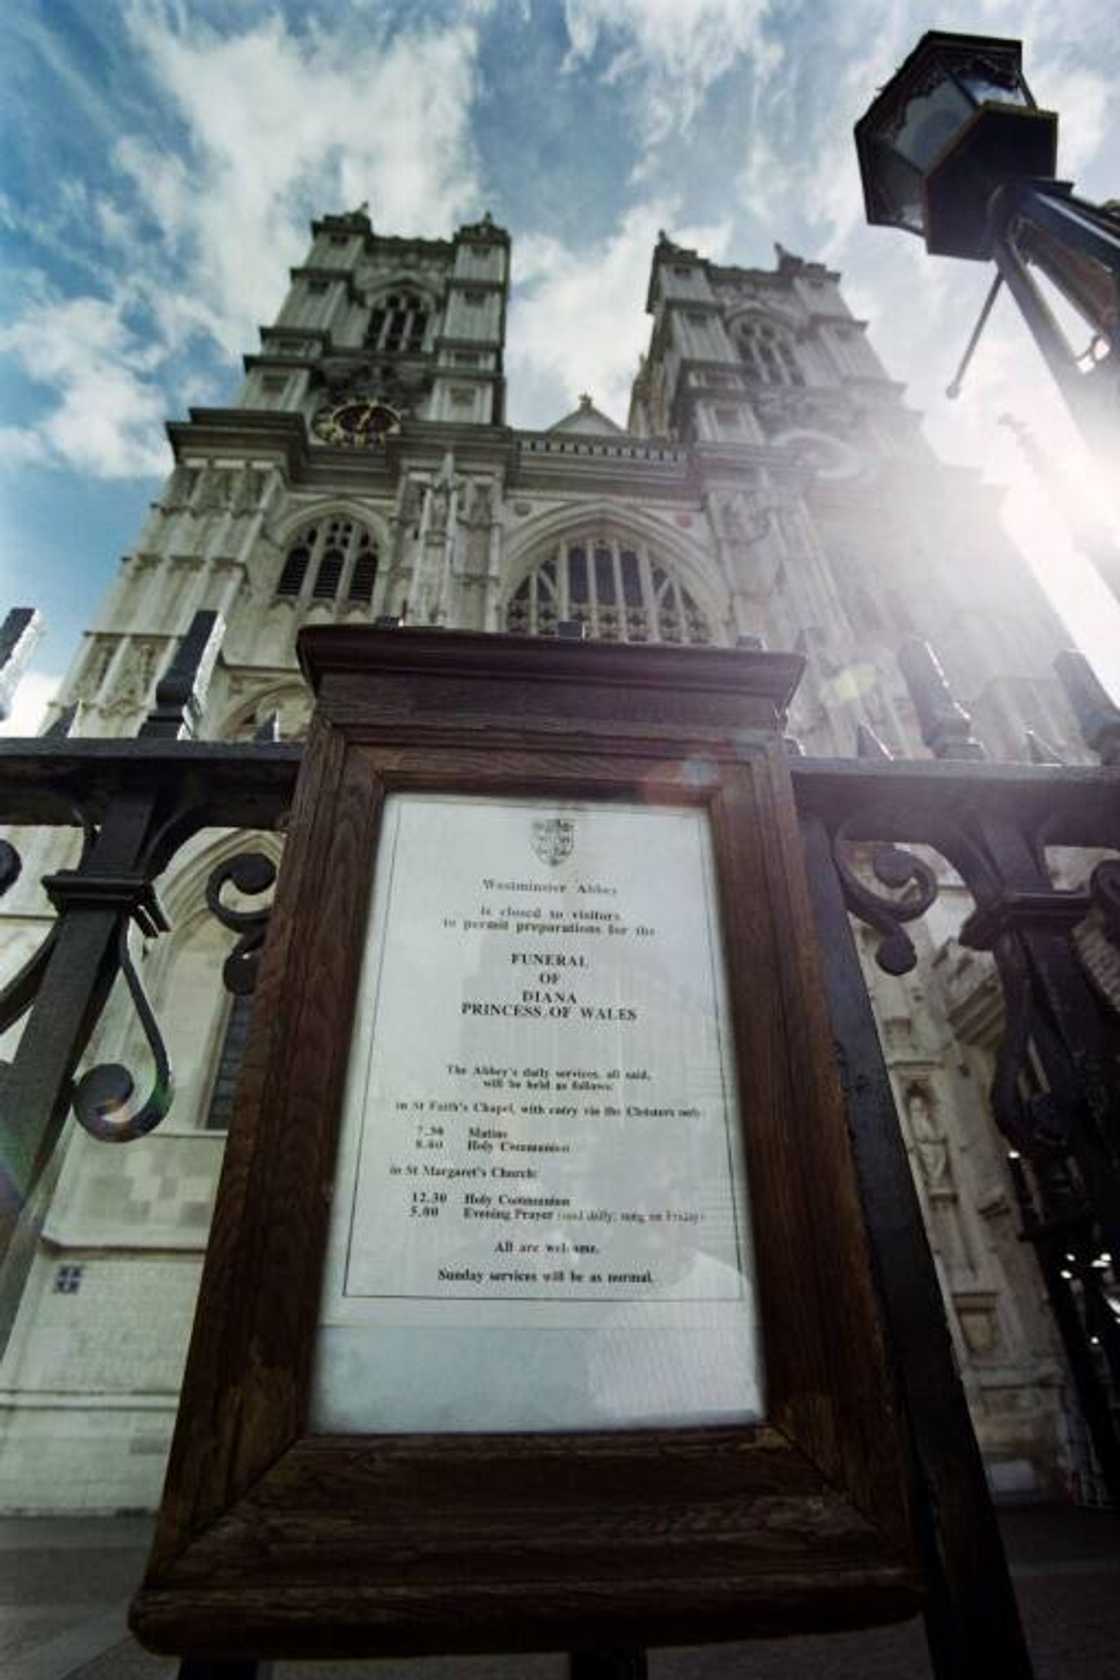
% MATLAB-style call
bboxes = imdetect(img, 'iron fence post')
[0,788,160,1352]
[799,812,1034,1679]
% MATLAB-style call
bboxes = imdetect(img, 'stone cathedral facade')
[0,208,1093,1511]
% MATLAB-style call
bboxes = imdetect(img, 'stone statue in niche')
[718,494,746,542]
[740,482,781,547]
[463,489,493,575]
[905,1084,952,1188]
[426,453,458,538]
[465,481,493,526]
[713,481,783,601]
[399,478,422,530]
[411,453,462,625]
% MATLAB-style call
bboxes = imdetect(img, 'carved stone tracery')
[314,357,430,420]
[505,533,714,646]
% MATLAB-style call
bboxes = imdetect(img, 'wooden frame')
[130,629,921,1660]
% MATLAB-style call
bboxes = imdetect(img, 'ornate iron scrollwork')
[43,875,176,1144]
[73,913,172,1143]
[982,926,1067,1156]
[0,806,98,1041]
[833,820,939,975]
[206,851,277,996]
[959,873,1117,1163]
[0,838,19,898]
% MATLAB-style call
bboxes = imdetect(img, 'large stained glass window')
[737,319,804,387]
[365,292,428,354]
[275,517,379,606]
[506,536,714,645]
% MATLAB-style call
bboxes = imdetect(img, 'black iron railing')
[2,607,1120,1679]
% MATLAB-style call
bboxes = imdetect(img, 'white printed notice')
[310,794,763,1434]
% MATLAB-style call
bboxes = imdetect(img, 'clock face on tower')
[312,400,402,447]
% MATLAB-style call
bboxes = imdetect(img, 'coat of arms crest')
[531,817,574,868]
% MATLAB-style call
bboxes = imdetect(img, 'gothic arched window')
[506,536,714,646]
[275,516,379,606]
[737,319,804,387]
[204,993,253,1130]
[366,291,428,354]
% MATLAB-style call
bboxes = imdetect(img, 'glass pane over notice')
[311,793,762,1432]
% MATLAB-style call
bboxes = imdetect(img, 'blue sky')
[3,0,1120,729]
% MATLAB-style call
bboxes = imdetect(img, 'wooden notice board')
[130,628,921,1660]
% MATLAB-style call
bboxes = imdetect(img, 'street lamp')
[854,31,1119,472]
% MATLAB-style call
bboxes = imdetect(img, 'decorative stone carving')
[107,639,161,713]
[405,453,464,626]
[460,481,494,575]
[655,229,700,264]
[956,1295,1002,1358]
[315,357,428,417]
[711,479,784,604]
[73,640,114,704]
[771,428,864,481]
[426,451,461,539]
[465,481,493,526]
[398,478,423,529]
[905,1083,952,1188]
[458,210,506,243]
[428,485,450,539]
[751,385,859,443]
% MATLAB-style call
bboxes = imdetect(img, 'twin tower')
[0,207,1087,1511]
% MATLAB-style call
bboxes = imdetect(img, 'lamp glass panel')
[893,74,973,170]
[954,65,1030,111]
[871,142,926,234]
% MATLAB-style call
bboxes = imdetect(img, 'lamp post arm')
[1015,184,1120,279]
[1011,184,1120,353]
[986,181,1118,474]
[990,227,1090,412]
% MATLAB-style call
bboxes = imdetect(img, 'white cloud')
[0,293,172,478]
[0,427,50,468]
[1036,64,1111,176]
[10,8,134,147]
[563,0,779,161]
[0,5,484,477]
[0,671,62,738]
[119,3,483,354]
[508,205,733,429]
